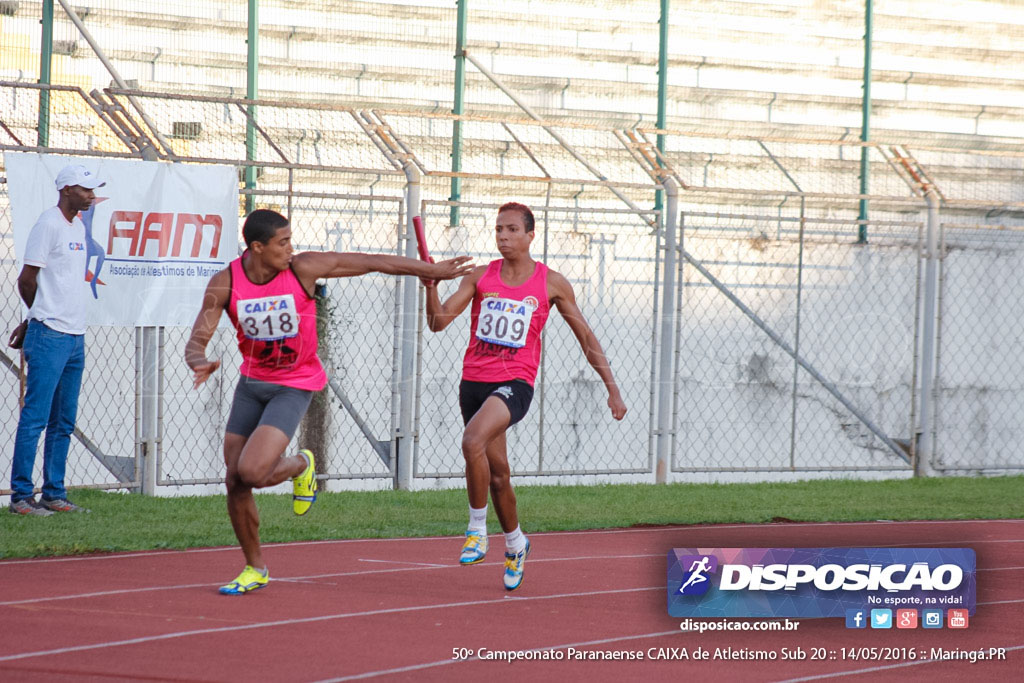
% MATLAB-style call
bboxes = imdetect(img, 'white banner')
[5,152,238,326]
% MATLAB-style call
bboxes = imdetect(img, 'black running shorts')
[459,379,534,427]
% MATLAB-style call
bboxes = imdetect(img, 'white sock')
[468,505,488,533]
[504,526,526,553]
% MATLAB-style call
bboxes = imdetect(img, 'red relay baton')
[412,216,431,262]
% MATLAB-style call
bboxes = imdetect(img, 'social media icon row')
[845,608,968,629]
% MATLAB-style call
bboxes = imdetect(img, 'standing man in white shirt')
[8,164,103,515]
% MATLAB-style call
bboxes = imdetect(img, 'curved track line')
[2,554,1021,608]
[0,553,660,606]
[0,586,661,663]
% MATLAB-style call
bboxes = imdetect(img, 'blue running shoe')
[459,530,488,565]
[503,537,531,591]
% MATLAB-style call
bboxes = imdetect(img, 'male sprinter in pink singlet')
[424,202,627,591]
[186,209,473,595]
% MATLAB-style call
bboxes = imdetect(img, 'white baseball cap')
[55,164,105,190]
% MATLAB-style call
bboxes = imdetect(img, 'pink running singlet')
[462,259,550,386]
[226,256,327,391]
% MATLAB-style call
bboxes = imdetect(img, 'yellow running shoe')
[292,449,317,515]
[219,565,269,595]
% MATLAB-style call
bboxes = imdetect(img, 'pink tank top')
[226,255,327,391]
[462,260,550,386]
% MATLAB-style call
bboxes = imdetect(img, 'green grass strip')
[1,476,1021,559]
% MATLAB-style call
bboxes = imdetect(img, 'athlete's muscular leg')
[236,424,306,487]
[485,430,519,532]
[224,425,307,570]
[224,433,263,569]
[462,396,511,513]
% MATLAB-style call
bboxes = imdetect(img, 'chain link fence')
[673,208,922,473]
[1,0,1023,499]
[933,221,1024,471]
[3,80,1024,495]
[414,200,658,478]
[0,180,139,493]
[156,191,410,487]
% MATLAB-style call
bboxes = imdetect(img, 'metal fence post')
[653,0,669,218]
[138,326,158,495]
[917,189,940,476]
[395,164,422,489]
[449,0,468,228]
[858,0,874,243]
[38,0,53,147]
[656,177,678,482]
[245,0,259,213]
[156,325,165,490]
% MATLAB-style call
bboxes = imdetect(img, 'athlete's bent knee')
[225,472,250,495]
[236,460,270,488]
[461,431,488,458]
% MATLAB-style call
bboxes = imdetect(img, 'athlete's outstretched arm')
[424,266,484,332]
[549,270,627,420]
[293,251,473,286]
[185,268,229,388]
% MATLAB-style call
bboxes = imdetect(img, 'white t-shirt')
[23,206,89,334]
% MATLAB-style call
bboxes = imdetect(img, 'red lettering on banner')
[107,211,224,258]
[141,212,173,257]
[173,214,222,258]
[108,211,143,255]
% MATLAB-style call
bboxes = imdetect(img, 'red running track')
[1,519,1022,682]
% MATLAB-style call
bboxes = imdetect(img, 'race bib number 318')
[476,297,533,348]
[237,294,298,341]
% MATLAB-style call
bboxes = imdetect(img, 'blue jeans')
[10,320,86,502]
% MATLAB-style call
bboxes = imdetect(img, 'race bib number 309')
[476,297,533,348]
[237,294,298,341]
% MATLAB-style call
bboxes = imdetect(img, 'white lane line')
[978,597,1024,606]
[0,554,660,606]
[357,559,448,568]
[773,644,1024,682]
[2,552,1021,607]
[0,583,221,606]
[0,586,661,663]
[3,518,1021,565]
[979,566,1024,572]
[7,584,1006,613]
[2,583,1020,672]
[5,534,1023,570]
[314,630,683,682]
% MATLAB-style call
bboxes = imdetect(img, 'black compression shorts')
[458,379,534,427]
[225,376,314,439]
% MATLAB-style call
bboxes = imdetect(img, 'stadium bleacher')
[3,0,1023,148]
